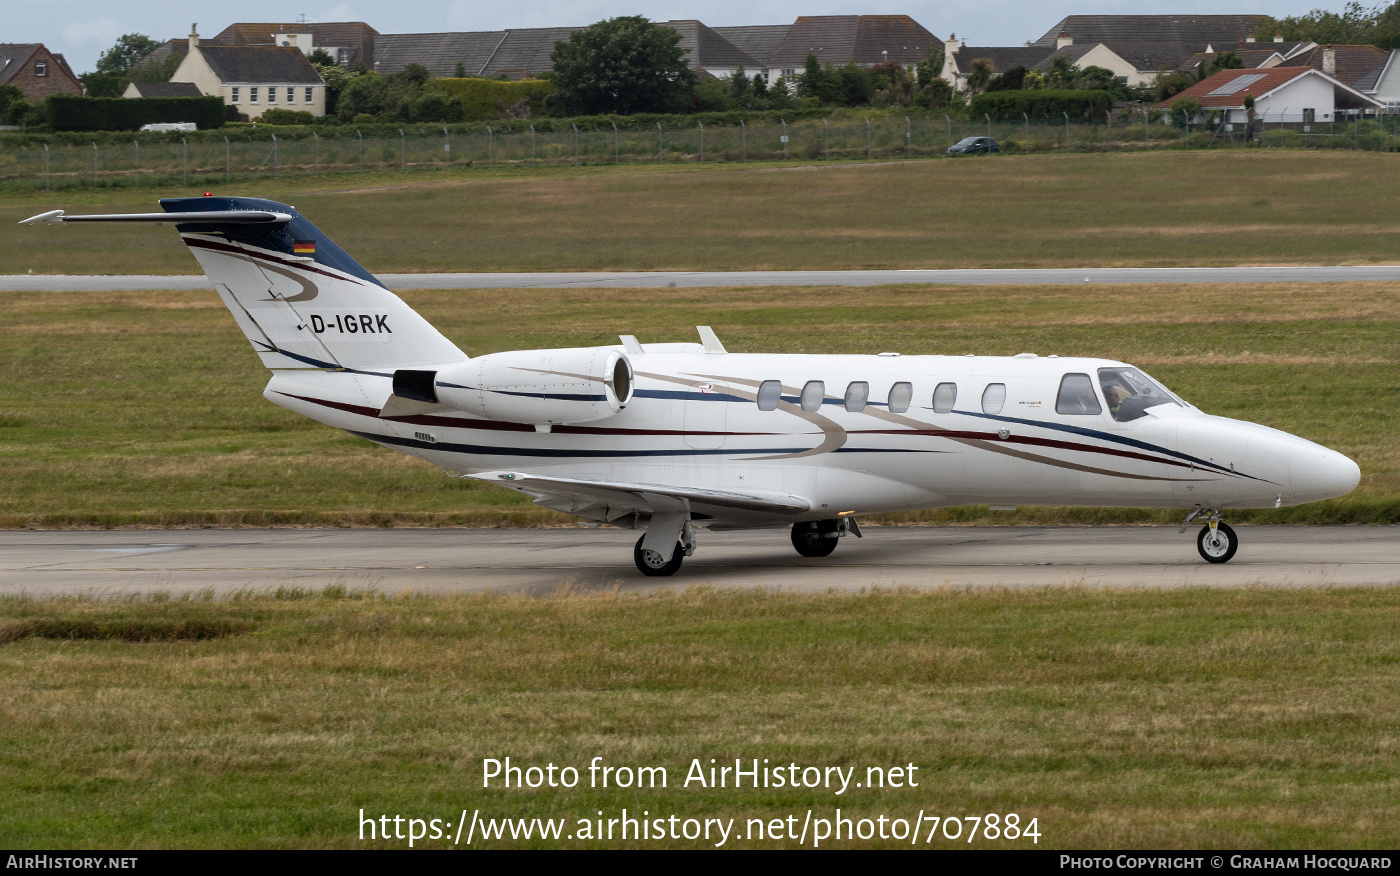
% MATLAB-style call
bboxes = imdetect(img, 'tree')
[1208,51,1244,76]
[549,16,697,115]
[453,61,467,78]
[1254,2,1382,45]
[984,65,1027,92]
[916,45,945,88]
[1169,95,1202,127]
[751,73,768,98]
[309,48,336,66]
[729,65,749,100]
[966,58,993,94]
[95,33,161,76]
[797,53,837,101]
[1154,71,1197,102]
[1046,55,1080,89]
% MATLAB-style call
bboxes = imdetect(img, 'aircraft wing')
[465,471,811,520]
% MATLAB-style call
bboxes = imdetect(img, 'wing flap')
[467,471,811,516]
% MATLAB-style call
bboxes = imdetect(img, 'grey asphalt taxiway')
[2,526,1396,597]
[6,265,1400,291]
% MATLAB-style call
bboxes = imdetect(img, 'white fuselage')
[264,346,1360,529]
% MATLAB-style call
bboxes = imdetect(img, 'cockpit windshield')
[1097,367,1185,422]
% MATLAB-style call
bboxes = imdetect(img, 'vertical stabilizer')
[162,196,465,372]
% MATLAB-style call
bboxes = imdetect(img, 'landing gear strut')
[790,517,861,558]
[1181,509,1238,564]
[633,517,695,577]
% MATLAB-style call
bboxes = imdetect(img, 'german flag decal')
[293,240,316,254]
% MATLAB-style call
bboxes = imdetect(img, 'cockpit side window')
[1055,373,1102,415]
[1097,367,1183,422]
[756,380,781,411]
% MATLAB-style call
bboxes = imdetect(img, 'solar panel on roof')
[1208,73,1268,95]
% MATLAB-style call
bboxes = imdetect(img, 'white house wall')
[1370,49,1400,105]
[1257,75,1337,122]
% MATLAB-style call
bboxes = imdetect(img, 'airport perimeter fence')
[5,110,1400,192]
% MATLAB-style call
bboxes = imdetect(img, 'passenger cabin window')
[981,383,1006,414]
[933,382,957,413]
[1055,373,1102,415]
[756,380,781,411]
[845,381,869,412]
[1097,367,1183,422]
[800,381,825,412]
[888,382,912,414]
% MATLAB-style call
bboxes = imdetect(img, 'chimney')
[188,24,199,49]
[1323,46,1336,76]
[1057,33,1073,50]
[1274,31,1284,43]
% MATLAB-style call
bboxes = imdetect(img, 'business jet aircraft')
[22,197,1361,576]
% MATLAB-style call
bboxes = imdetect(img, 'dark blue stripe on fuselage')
[953,409,1248,478]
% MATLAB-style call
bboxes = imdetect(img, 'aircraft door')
[684,381,729,450]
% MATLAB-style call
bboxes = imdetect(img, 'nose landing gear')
[1181,509,1238,564]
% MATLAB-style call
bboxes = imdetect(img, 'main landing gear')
[1181,509,1239,564]
[633,517,696,577]
[791,518,862,558]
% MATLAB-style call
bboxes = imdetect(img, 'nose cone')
[1290,443,1361,503]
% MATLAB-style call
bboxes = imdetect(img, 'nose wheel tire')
[634,536,684,577]
[1197,522,1238,564]
[791,521,839,558]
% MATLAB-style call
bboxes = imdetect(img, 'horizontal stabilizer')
[468,471,811,517]
[19,209,292,225]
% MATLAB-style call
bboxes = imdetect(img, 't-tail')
[21,196,466,373]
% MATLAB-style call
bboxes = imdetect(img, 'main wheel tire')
[1197,521,1238,564]
[634,535,684,577]
[791,521,839,558]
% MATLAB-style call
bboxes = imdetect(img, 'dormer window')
[35,62,46,77]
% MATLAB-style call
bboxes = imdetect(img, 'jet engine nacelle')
[411,347,633,426]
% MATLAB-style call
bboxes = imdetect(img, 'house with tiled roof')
[662,20,764,79]
[765,15,937,84]
[946,15,1299,92]
[1284,44,1389,87]
[0,43,82,102]
[1359,49,1400,105]
[168,27,325,119]
[1158,66,1382,124]
[371,28,579,79]
[141,21,378,71]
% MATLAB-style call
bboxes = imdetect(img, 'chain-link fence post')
[1023,113,1029,152]
[444,125,451,169]
[906,116,911,159]
[134,140,139,187]
[945,114,952,149]
[399,129,405,170]
[741,119,746,162]
[573,123,579,165]
[93,142,98,190]
[184,138,190,184]
[225,135,230,182]
[1107,111,1112,151]
[1063,112,1069,151]
[657,122,663,163]
[612,123,618,164]
[1144,106,1149,148]
[699,121,704,163]
[781,118,787,160]
[43,143,49,190]
[865,117,871,159]
[530,125,536,167]
[985,113,991,139]
[824,118,829,160]
[487,126,493,168]
[270,133,277,179]
[357,130,363,172]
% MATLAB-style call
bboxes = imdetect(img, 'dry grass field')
[2,586,1398,848]
[5,151,1400,274]
[1,280,1395,528]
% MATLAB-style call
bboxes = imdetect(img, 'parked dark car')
[947,136,1000,155]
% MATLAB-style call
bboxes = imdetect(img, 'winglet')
[697,326,727,354]
[19,210,64,226]
[620,335,644,354]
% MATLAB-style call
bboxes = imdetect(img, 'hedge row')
[433,78,555,122]
[46,95,226,132]
[969,89,1114,119]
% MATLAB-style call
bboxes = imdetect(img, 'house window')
[305,87,313,103]
[287,87,295,103]
[250,87,259,103]
[231,87,240,103]
[781,68,795,77]
[268,87,277,103]
[35,62,46,77]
